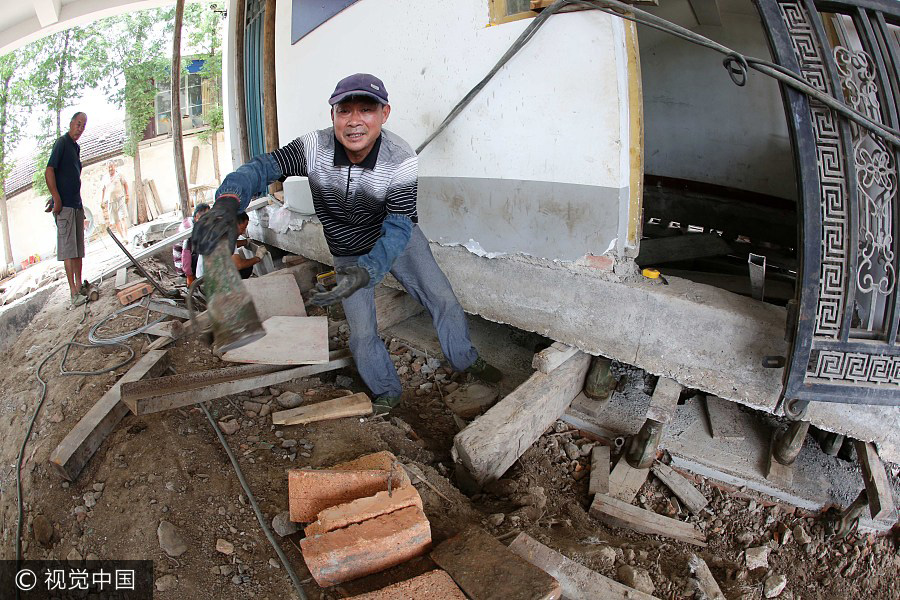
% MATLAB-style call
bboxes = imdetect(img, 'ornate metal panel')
[759,0,900,407]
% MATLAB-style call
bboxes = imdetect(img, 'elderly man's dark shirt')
[47,133,83,209]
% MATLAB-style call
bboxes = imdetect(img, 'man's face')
[107,163,115,176]
[69,115,87,141]
[237,221,248,235]
[331,98,390,161]
[194,209,209,223]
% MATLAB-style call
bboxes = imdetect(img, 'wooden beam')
[124,354,353,415]
[650,462,708,514]
[508,533,660,600]
[375,285,425,331]
[703,395,747,440]
[688,0,722,26]
[589,494,707,547]
[589,445,610,496]
[122,362,287,403]
[454,351,590,485]
[532,342,579,374]
[49,350,169,481]
[272,393,372,426]
[114,268,127,290]
[608,456,650,503]
[646,376,681,424]
[854,441,897,521]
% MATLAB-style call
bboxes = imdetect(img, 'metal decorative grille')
[779,0,849,340]
[808,349,900,385]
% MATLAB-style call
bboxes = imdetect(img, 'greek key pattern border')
[779,0,849,340]
[808,349,900,385]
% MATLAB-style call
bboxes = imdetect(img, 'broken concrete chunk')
[688,553,725,600]
[271,511,299,538]
[431,527,562,600]
[763,573,787,598]
[744,546,770,570]
[157,520,187,557]
[216,538,234,555]
[218,419,240,435]
[617,565,655,595]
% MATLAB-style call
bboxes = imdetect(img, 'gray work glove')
[309,266,370,306]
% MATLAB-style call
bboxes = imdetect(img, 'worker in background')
[99,159,130,243]
[45,112,88,306]
[192,73,501,413]
[233,212,268,279]
[174,202,209,285]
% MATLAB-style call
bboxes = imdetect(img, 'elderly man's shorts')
[109,196,128,226]
[56,206,85,260]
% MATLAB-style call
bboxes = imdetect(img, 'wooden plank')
[148,179,163,214]
[146,336,174,351]
[115,276,146,292]
[143,181,157,219]
[650,462,708,514]
[703,395,747,440]
[244,273,306,321]
[532,342,579,374]
[189,145,200,184]
[689,554,725,600]
[508,533,660,600]
[272,392,372,425]
[765,438,794,488]
[431,527,562,600]
[142,320,180,339]
[608,456,650,504]
[375,285,425,331]
[122,362,290,403]
[454,352,590,485]
[589,445,610,496]
[222,316,328,365]
[125,355,353,415]
[114,268,127,290]
[646,377,681,424]
[49,350,169,481]
[589,494,707,547]
[855,441,897,521]
[146,301,192,320]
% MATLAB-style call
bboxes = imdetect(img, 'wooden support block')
[589,494,707,547]
[589,445,610,496]
[765,438,794,488]
[854,441,897,522]
[454,351,591,485]
[374,285,425,331]
[148,179,163,214]
[431,527,562,600]
[114,268,127,290]
[608,456,650,504]
[703,395,747,440]
[508,533,659,600]
[49,350,169,481]
[116,282,153,305]
[346,570,466,600]
[532,342,579,374]
[123,353,352,415]
[189,145,200,184]
[646,377,681,424]
[650,462,708,514]
[244,273,306,320]
[142,320,180,339]
[272,392,372,425]
[222,316,328,365]
[689,554,725,600]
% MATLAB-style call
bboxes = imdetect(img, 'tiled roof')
[3,119,127,197]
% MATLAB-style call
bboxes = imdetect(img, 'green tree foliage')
[0,50,26,184]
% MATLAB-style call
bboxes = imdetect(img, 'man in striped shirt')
[193,74,499,411]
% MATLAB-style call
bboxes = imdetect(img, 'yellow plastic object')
[642,268,660,279]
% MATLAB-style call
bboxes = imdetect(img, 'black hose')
[199,401,308,600]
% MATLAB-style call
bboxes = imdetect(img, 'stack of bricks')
[346,570,467,599]
[291,451,433,586]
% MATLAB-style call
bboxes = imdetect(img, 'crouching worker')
[191,73,501,413]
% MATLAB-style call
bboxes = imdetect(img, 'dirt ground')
[0,264,898,600]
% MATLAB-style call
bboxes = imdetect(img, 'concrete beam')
[688,0,722,26]
[33,0,61,27]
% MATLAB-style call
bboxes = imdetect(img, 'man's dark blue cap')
[329,73,389,106]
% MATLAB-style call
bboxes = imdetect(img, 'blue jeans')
[334,226,478,398]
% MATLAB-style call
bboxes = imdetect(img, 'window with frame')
[154,70,220,136]
[490,0,536,24]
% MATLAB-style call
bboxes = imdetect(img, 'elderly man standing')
[192,74,500,412]
[100,159,130,242]
[46,112,88,305]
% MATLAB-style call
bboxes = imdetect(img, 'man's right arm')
[44,167,62,215]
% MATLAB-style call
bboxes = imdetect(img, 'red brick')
[288,468,411,522]
[580,254,615,271]
[346,570,466,599]
[300,506,431,586]
[116,282,153,305]
[305,485,422,536]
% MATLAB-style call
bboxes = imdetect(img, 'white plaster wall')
[274,1,628,188]
[265,0,632,260]
[640,0,797,199]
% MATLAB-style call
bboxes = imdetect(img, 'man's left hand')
[309,266,370,306]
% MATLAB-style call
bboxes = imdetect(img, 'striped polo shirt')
[271,128,418,257]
